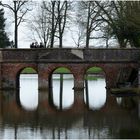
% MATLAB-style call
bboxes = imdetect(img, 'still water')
[0,74,140,139]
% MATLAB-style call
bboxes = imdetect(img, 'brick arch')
[84,66,106,76]
[17,65,38,76]
[47,65,75,90]
[82,64,107,85]
[38,63,77,90]
[79,63,119,89]
[38,63,88,90]
[15,64,38,89]
[47,65,75,77]
[1,63,38,89]
[48,66,75,109]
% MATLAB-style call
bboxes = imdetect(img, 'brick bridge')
[0,48,140,91]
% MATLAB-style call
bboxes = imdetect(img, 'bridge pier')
[38,64,49,90]
[1,64,17,90]
[73,76,84,90]
[138,68,140,87]
[105,65,120,89]
[0,63,2,89]
[38,89,60,113]
[73,89,85,112]
[73,74,85,111]
[38,77,49,90]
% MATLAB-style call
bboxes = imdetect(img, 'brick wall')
[0,48,139,90]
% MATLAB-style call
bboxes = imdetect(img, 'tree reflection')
[85,73,89,108]
[59,74,63,110]
[84,67,106,110]
[0,89,140,139]
[52,73,74,110]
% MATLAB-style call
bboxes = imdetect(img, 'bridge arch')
[48,66,74,110]
[16,66,38,111]
[83,64,107,82]
[84,66,106,110]
[49,66,73,75]
[16,66,38,89]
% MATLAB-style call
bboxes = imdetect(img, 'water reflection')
[84,74,106,110]
[52,74,74,110]
[0,89,140,139]
[19,74,38,110]
[116,97,122,105]
[5,74,138,139]
[19,73,106,111]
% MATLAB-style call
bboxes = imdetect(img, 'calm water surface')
[0,74,140,139]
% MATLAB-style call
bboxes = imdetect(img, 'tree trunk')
[59,33,63,48]
[86,33,90,48]
[85,74,89,108]
[118,37,126,48]
[14,2,18,48]
[49,75,54,107]
[58,1,63,48]
[59,74,63,110]
[50,2,55,48]
[85,2,91,48]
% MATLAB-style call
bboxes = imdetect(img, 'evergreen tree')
[0,8,10,48]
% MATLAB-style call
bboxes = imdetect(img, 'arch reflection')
[19,67,38,110]
[84,67,106,110]
[51,67,74,110]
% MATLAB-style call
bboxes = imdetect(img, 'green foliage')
[118,1,140,47]
[87,67,103,73]
[84,75,98,80]
[54,67,71,73]
[85,67,103,80]
[21,68,37,74]
[21,67,103,75]
[97,1,140,48]
[0,8,10,48]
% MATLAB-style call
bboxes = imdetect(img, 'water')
[52,74,74,109]
[84,77,106,110]
[20,74,38,110]
[0,74,140,139]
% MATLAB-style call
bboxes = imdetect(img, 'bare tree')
[76,1,102,48]
[27,1,51,48]
[27,0,72,48]
[71,24,85,48]
[49,1,57,48]
[41,1,57,48]
[44,0,71,48]
[56,1,68,48]
[0,1,31,48]
[70,1,85,48]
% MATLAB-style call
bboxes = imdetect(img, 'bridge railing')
[0,48,140,62]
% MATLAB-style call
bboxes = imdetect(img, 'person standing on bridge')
[30,42,35,48]
[39,42,44,48]
[35,42,39,48]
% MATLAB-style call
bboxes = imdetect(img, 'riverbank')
[110,88,140,96]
